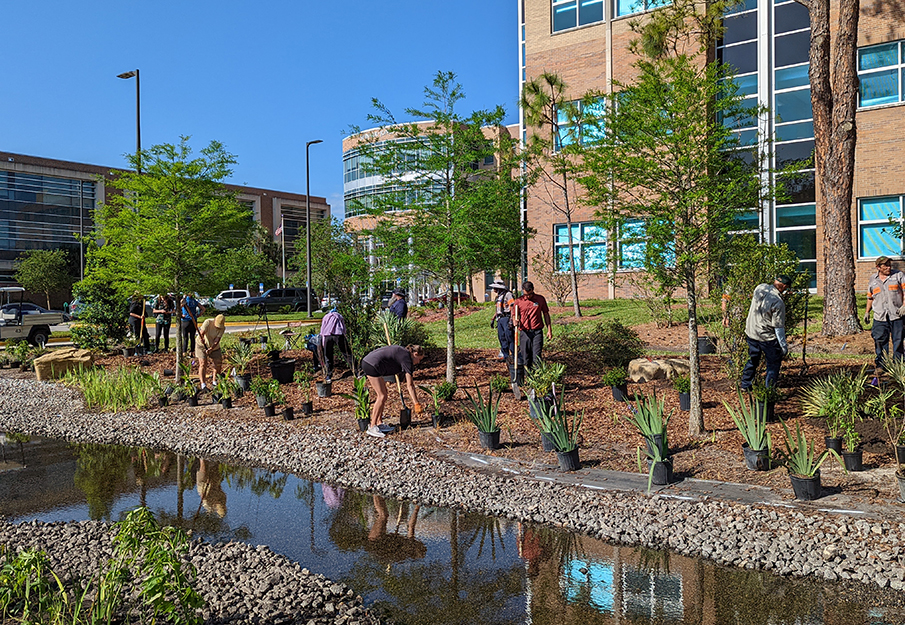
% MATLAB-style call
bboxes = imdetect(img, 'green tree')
[206,225,278,294]
[351,71,524,383]
[14,249,75,308]
[289,218,374,305]
[88,137,255,378]
[581,53,767,438]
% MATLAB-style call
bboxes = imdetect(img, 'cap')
[489,281,507,290]
[213,314,225,329]
[775,275,792,287]
[392,289,406,297]
[876,256,892,267]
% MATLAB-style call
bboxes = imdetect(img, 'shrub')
[70,280,128,349]
[552,320,643,371]
[489,374,510,394]
[601,366,628,387]
[373,310,432,349]
[671,375,690,394]
[436,380,457,401]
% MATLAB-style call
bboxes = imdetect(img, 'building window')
[554,222,607,272]
[555,98,606,150]
[859,196,904,259]
[552,0,604,32]
[858,41,904,108]
[616,0,668,18]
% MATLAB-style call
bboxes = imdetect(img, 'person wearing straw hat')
[196,314,226,390]
[489,281,514,362]
[740,275,791,391]
[864,256,905,379]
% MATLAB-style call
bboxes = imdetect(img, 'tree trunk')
[446,282,456,385]
[687,280,704,437]
[175,291,184,384]
[809,0,861,337]
[562,171,583,318]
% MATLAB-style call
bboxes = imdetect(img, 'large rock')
[34,348,94,381]
[628,357,690,383]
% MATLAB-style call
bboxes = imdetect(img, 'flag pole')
[280,214,286,287]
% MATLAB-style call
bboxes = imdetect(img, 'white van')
[210,289,252,311]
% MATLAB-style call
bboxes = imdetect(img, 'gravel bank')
[2,376,905,603]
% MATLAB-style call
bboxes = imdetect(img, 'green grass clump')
[64,366,162,412]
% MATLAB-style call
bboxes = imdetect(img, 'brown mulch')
[17,320,899,504]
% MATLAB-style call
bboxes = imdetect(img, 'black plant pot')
[611,384,629,402]
[267,349,281,361]
[301,401,313,415]
[679,392,690,411]
[478,430,501,450]
[263,404,276,418]
[753,399,776,422]
[282,406,294,421]
[256,395,268,408]
[236,374,251,392]
[269,358,296,384]
[432,413,443,428]
[896,445,905,465]
[541,431,556,452]
[122,347,135,357]
[316,381,332,398]
[557,447,581,472]
[897,471,905,502]
[358,418,370,432]
[697,336,716,354]
[220,397,232,409]
[842,449,863,471]
[187,394,199,407]
[157,395,168,407]
[790,471,822,501]
[163,368,175,377]
[825,436,843,455]
[650,458,673,485]
[645,434,666,458]
[399,408,412,429]
[742,443,770,471]
[211,392,223,403]
[240,338,253,347]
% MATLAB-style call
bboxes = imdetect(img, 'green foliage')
[879,360,905,456]
[527,390,583,452]
[338,299,379,369]
[601,366,628,387]
[293,363,315,402]
[778,419,845,478]
[751,380,784,403]
[70,279,128,349]
[374,310,431,348]
[711,239,810,381]
[552,320,644,370]
[14,249,76,309]
[625,391,672,455]
[0,507,203,624]
[671,375,690,394]
[488,374,510,394]
[435,380,457,401]
[524,359,566,398]
[799,367,867,438]
[205,224,278,292]
[463,383,501,433]
[8,340,31,364]
[213,376,239,401]
[723,392,771,452]
[63,367,163,412]
[342,376,371,421]
[226,342,255,374]
[289,218,375,304]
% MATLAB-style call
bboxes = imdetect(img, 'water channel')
[1,435,903,624]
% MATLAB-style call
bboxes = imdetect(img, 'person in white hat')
[490,281,514,362]
[197,314,226,390]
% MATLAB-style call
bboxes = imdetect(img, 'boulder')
[628,357,690,383]
[34,348,94,381]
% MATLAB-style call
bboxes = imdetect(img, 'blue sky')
[1,1,518,218]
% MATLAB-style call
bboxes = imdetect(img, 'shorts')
[196,346,223,368]
[361,361,382,378]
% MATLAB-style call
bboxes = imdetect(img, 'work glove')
[898,304,905,318]
[864,311,872,325]
[490,316,497,329]
[774,327,789,358]
[413,402,424,416]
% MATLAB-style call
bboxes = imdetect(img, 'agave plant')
[777,418,844,477]
[723,391,770,452]
[463,382,501,433]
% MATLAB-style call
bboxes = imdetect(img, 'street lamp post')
[117,69,141,173]
[305,139,323,318]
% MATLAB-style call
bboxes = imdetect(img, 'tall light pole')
[117,69,141,173]
[305,139,323,318]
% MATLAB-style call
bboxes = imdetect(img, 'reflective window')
[775,120,814,142]
[858,196,904,258]
[775,140,814,168]
[776,228,817,261]
[776,172,816,204]
[717,42,758,74]
[553,0,605,31]
[775,64,810,90]
[775,31,811,67]
[555,97,606,149]
[554,222,607,272]
[775,89,812,123]
[616,0,668,18]
[858,41,904,107]
[720,12,757,45]
[775,2,809,34]
[776,203,816,228]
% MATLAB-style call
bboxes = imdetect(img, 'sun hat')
[489,281,508,290]
[213,314,225,329]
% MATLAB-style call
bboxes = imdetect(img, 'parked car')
[0,287,64,346]
[238,288,319,313]
[210,289,252,312]
[423,292,474,305]
[1,302,70,323]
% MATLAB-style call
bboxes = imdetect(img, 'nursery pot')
[753,399,776,422]
[357,418,370,432]
[256,394,268,408]
[697,336,716,355]
[742,443,770,471]
[268,358,296,384]
[611,384,629,402]
[645,434,666,459]
[211,392,223,403]
[220,397,232,409]
[897,471,905,502]
[281,406,294,421]
[187,394,199,407]
[650,458,674,486]
[679,392,690,412]
[240,338,253,347]
[478,430,501,451]
[432,413,443,429]
[157,395,168,407]
[316,381,332,398]
[896,445,905,465]
[122,347,135,357]
[790,471,822,501]
[263,404,276,418]
[267,349,282,361]
[842,449,863,472]
[541,431,556,452]
[556,447,581,472]
[235,373,251,392]
[301,401,313,415]
[825,437,843,455]
[399,408,412,429]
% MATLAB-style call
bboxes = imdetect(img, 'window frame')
[553,221,608,273]
[858,195,905,260]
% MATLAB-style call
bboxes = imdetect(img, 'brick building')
[520,0,905,299]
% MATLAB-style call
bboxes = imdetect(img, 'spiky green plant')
[723,391,771,452]
[777,418,845,478]
[527,384,582,452]
[342,376,371,421]
[463,382,501,433]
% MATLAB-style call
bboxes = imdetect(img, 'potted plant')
[227,343,255,391]
[259,379,285,417]
[750,381,783,422]
[250,376,271,408]
[801,368,867,454]
[624,390,672,461]
[464,382,502,450]
[723,392,771,471]
[602,366,629,402]
[524,360,566,404]
[122,336,138,357]
[294,366,314,415]
[210,376,238,408]
[527,385,583,470]
[864,384,905,499]
[342,376,372,432]
[777,418,846,501]
[527,384,567,452]
[672,375,690,411]
[418,384,444,428]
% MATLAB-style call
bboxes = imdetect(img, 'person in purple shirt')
[319,309,354,382]
[388,289,408,319]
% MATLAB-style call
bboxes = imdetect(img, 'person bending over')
[360,344,424,438]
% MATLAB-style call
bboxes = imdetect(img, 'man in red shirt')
[510,281,553,372]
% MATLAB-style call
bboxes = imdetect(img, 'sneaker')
[366,425,385,438]
[378,423,395,433]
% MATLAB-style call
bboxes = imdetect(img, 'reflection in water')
[3,437,905,625]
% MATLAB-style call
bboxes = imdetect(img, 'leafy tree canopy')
[14,248,76,308]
